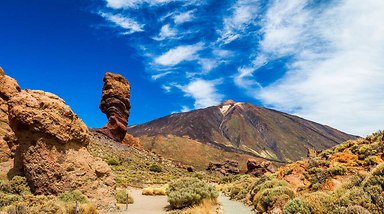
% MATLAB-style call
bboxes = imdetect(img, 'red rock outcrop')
[0,67,20,162]
[246,159,276,176]
[8,90,116,209]
[98,72,131,142]
[207,160,240,176]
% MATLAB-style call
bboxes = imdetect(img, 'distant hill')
[128,100,357,168]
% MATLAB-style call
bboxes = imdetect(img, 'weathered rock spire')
[98,72,131,142]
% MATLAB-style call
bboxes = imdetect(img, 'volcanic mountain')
[128,100,357,169]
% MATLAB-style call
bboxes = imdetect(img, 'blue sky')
[1,0,383,136]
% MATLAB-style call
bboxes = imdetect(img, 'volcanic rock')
[246,158,276,177]
[0,67,20,162]
[8,90,116,209]
[207,160,240,176]
[98,72,131,142]
[128,100,357,164]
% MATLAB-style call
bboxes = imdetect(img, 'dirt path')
[218,194,254,214]
[115,188,168,214]
[112,189,254,214]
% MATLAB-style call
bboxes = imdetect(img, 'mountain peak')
[221,99,236,105]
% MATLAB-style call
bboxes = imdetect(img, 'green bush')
[116,189,134,204]
[253,186,294,212]
[328,166,346,176]
[371,163,384,176]
[107,157,120,166]
[166,177,218,209]
[336,187,372,208]
[300,192,335,214]
[340,205,370,214]
[363,156,377,166]
[149,164,162,173]
[58,190,88,203]
[284,198,311,214]
[0,192,20,207]
[0,176,30,195]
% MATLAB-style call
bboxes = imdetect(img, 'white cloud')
[173,10,195,24]
[151,71,172,80]
[181,106,191,112]
[198,58,217,73]
[154,43,204,66]
[100,12,144,34]
[105,0,175,9]
[161,85,172,92]
[218,0,260,44]
[153,24,177,41]
[181,79,223,109]
[244,0,384,136]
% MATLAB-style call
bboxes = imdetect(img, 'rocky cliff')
[0,67,20,162]
[8,89,116,209]
[97,72,131,142]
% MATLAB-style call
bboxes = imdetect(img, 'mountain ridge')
[128,100,358,166]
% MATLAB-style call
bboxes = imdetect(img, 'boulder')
[207,160,240,176]
[8,90,116,210]
[0,67,20,162]
[246,159,276,177]
[97,72,131,142]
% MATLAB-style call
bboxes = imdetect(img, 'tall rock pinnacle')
[98,72,131,142]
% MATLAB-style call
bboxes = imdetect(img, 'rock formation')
[98,72,131,142]
[8,90,116,209]
[246,159,276,177]
[0,67,20,162]
[207,160,240,176]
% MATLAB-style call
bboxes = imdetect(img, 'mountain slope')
[128,100,357,165]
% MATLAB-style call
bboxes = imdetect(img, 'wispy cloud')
[218,0,260,44]
[151,71,172,80]
[246,0,384,135]
[173,10,195,24]
[105,0,176,9]
[181,79,223,109]
[99,12,144,34]
[154,43,204,66]
[153,24,177,41]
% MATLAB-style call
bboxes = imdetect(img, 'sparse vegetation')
[116,189,134,204]
[218,131,384,213]
[58,190,88,203]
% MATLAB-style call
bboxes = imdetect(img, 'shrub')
[0,192,20,207]
[363,156,377,166]
[284,198,311,214]
[336,187,372,208]
[58,190,88,203]
[0,176,30,195]
[65,203,98,214]
[166,177,218,209]
[106,157,120,166]
[191,172,204,180]
[149,164,162,173]
[142,187,166,196]
[371,163,384,176]
[116,189,134,204]
[153,187,166,196]
[328,166,346,176]
[300,192,335,214]
[253,186,294,212]
[340,205,370,214]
